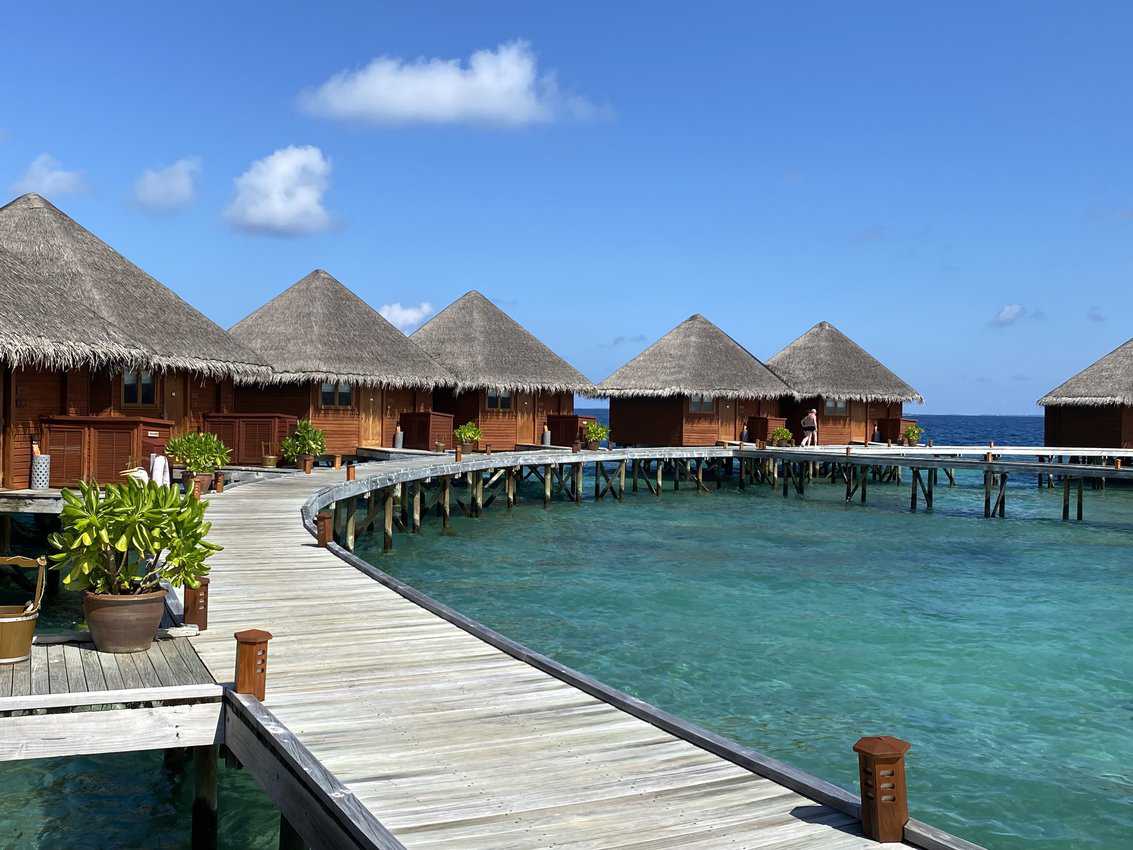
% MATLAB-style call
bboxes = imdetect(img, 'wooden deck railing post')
[316,510,332,547]
[345,463,355,481]
[233,629,272,701]
[184,576,209,631]
[853,735,911,843]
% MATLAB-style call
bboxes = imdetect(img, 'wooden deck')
[0,634,222,762]
[192,465,914,850]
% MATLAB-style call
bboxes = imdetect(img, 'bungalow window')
[824,398,849,416]
[122,370,156,406]
[320,382,353,408]
[486,389,512,411]
[689,394,715,414]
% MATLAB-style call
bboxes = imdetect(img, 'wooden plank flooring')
[192,466,904,850]
[1,638,211,699]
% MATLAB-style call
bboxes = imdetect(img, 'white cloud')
[225,146,332,235]
[990,304,1026,327]
[380,302,434,332]
[12,153,85,196]
[134,157,201,212]
[298,40,603,126]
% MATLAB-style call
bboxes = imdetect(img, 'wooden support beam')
[573,463,582,504]
[695,460,705,494]
[655,459,663,496]
[278,814,306,850]
[632,459,640,493]
[506,467,515,510]
[1062,476,1071,521]
[594,461,603,501]
[411,483,421,533]
[926,465,934,511]
[440,477,450,529]
[984,470,992,519]
[1077,477,1084,521]
[995,473,1007,518]
[617,460,626,501]
[192,745,219,850]
[383,488,394,551]
[543,464,552,508]
[344,498,357,551]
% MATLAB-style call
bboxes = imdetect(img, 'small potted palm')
[584,421,609,450]
[453,422,482,462]
[903,423,924,447]
[769,426,794,447]
[281,420,326,474]
[166,432,231,498]
[48,480,221,653]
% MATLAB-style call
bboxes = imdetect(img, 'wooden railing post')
[183,576,209,631]
[345,463,355,481]
[853,735,911,843]
[316,511,333,547]
[234,629,272,701]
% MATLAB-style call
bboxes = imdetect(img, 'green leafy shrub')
[280,420,326,463]
[903,423,924,446]
[453,421,483,445]
[769,426,794,446]
[165,431,231,474]
[584,421,609,444]
[48,479,221,594]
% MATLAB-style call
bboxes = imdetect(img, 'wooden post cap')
[316,510,333,547]
[853,735,911,758]
[234,628,272,644]
[345,464,356,481]
[184,576,210,631]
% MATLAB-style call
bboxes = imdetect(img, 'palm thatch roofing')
[598,314,791,399]
[767,321,923,404]
[1039,338,1133,406]
[0,193,269,381]
[411,291,592,394]
[230,269,452,388]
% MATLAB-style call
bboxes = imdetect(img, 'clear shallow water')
[359,415,1132,850]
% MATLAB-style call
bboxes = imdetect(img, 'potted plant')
[903,423,924,447]
[453,422,482,462]
[166,432,231,498]
[769,426,794,447]
[583,421,609,450]
[48,480,221,653]
[280,420,326,473]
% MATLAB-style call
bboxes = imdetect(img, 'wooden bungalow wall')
[610,396,783,447]
[433,389,573,450]
[233,384,433,456]
[1044,404,1132,449]
[779,398,903,445]
[1,366,233,489]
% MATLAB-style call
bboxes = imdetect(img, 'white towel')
[150,454,172,487]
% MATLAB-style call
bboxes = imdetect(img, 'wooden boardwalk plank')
[189,464,912,850]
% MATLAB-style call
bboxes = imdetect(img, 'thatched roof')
[0,193,269,381]
[767,321,922,403]
[598,314,791,399]
[411,291,592,394]
[1039,338,1133,406]
[230,269,452,388]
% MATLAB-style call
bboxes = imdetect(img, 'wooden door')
[850,401,868,443]
[163,373,186,432]
[517,392,536,445]
[717,398,737,442]
[358,387,382,447]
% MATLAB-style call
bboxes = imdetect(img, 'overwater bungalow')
[599,314,793,446]
[411,291,592,449]
[766,321,922,444]
[227,269,453,460]
[1039,338,1133,447]
[0,193,269,488]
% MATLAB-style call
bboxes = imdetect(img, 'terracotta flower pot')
[586,440,600,451]
[84,589,166,653]
[182,470,210,498]
[301,455,314,474]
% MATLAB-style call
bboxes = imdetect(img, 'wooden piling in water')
[383,488,394,551]
[441,477,451,529]
[543,464,552,508]
[191,745,218,850]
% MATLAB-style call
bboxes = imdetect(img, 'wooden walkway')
[193,464,912,850]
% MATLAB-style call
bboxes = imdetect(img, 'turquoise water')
[358,465,1133,849]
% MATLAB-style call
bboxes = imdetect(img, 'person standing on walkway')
[801,408,818,446]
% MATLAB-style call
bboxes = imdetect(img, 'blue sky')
[4,2,1133,414]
